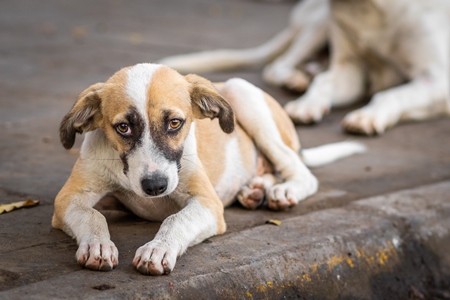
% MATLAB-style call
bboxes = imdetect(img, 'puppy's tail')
[159,27,297,73]
[300,141,366,168]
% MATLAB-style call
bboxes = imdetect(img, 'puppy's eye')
[116,123,131,135]
[168,119,183,131]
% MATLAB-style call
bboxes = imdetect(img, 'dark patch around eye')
[149,110,184,167]
[153,132,184,166]
[116,107,145,173]
[122,107,145,151]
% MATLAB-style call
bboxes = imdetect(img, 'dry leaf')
[0,199,40,214]
[265,219,282,226]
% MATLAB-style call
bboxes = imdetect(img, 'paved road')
[1,0,450,298]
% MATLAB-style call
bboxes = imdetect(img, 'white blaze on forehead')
[126,63,163,117]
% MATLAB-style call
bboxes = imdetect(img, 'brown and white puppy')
[52,63,364,275]
[161,0,450,135]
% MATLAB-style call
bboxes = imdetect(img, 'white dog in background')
[161,0,450,135]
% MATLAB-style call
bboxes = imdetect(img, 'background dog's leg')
[343,77,450,135]
[52,176,118,271]
[284,24,366,124]
[262,0,328,92]
[221,78,317,210]
[284,62,365,123]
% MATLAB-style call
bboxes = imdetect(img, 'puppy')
[52,63,364,275]
[160,0,450,135]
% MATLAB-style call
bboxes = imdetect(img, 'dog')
[160,0,450,135]
[52,63,365,275]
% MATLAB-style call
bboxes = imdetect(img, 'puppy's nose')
[141,172,168,196]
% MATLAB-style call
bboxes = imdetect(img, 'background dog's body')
[53,63,364,275]
[161,0,450,135]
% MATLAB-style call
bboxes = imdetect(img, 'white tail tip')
[301,141,366,168]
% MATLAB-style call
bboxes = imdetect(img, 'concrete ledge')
[2,181,450,299]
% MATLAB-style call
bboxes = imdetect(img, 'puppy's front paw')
[76,239,119,271]
[133,240,178,275]
[267,176,318,211]
[342,106,392,135]
[284,98,330,124]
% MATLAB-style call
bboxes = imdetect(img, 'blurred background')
[2,1,450,298]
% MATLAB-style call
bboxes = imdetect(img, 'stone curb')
[2,181,450,299]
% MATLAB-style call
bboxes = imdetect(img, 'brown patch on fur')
[236,127,260,177]
[194,118,228,186]
[194,118,256,189]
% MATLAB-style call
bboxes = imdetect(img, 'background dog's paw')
[342,107,391,135]
[283,70,311,92]
[267,176,317,210]
[284,98,330,124]
[263,64,310,92]
[76,239,119,271]
[133,240,178,275]
[237,177,266,210]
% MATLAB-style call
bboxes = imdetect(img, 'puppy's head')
[60,63,234,197]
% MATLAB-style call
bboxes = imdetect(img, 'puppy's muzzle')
[141,172,168,196]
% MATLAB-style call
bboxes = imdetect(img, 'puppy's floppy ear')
[60,83,104,149]
[186,74,235,134]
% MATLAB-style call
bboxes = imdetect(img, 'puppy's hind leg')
[221,78,318,210]
[237,174,277,210]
